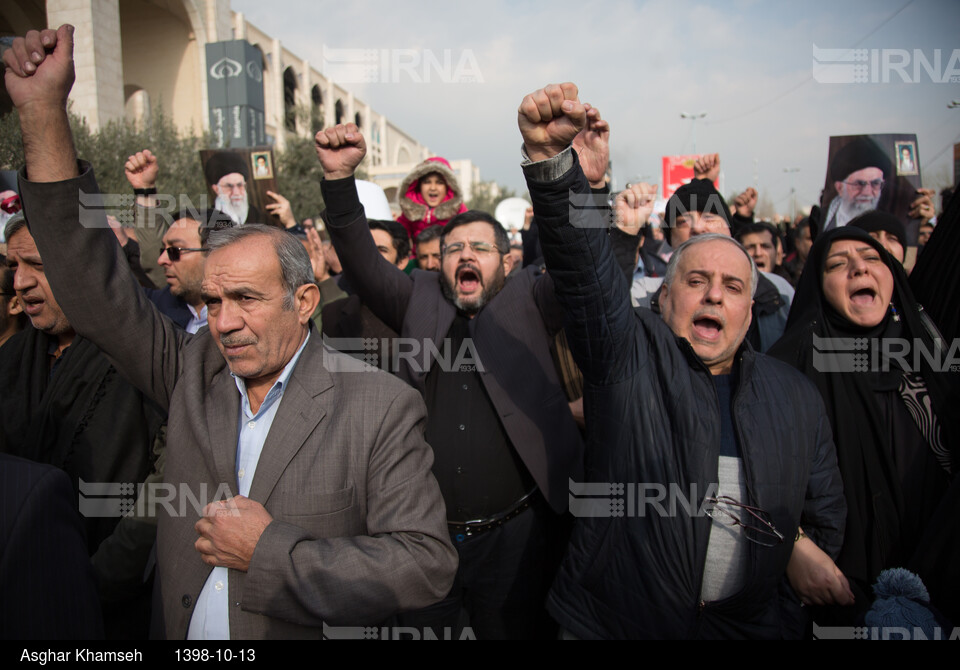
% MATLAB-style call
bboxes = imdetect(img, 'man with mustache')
[316,124,584,639]
[3,24,456,639]
[119,149,237,332]
[518,82,847,639]
[414,225,443,272]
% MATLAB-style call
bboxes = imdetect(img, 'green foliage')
[0,104,367,224]
[77,107,210,206]
[274,136,326,221]
[0,105,210,206]
[0,109,25,172]
[273,135,370,222]
[467,179,522,214]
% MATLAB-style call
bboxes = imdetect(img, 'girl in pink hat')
[397,156,468,243]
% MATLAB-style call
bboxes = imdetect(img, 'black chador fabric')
[910,187,960,344]
[0,327,164,555]
[769,227,959,618]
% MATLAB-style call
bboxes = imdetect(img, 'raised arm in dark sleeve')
[320,176,413,334]
[522,148,641,385]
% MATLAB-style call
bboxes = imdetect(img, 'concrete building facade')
[0,0,481,205]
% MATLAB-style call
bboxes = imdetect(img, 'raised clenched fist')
[518,83,586,162]
[314,124,367,180]
[2,25,76,114]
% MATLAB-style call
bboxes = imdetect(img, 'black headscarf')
[664,178,734,244]
[769,226,959,613]
[847,210,907,263]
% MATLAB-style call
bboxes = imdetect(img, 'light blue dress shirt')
[185,304,208,335]
[187,331,310,640]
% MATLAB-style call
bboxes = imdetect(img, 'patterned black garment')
[769,226,959,623]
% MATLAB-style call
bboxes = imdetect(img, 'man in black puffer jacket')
[518,83,848,639]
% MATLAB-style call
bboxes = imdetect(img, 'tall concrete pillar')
[301,58,311,139]
[324,79,336,130]
[271,37,284,151]
[233,11,246,40]
[201,0,231,42]
[47,0,123,131]
[378,116,387,167]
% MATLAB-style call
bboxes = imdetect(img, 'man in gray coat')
[4,24,456,639]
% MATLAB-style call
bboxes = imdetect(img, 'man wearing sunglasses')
[147,209,233,333]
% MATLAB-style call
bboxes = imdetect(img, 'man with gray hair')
[518,82,848,638]
[3,24,456,639]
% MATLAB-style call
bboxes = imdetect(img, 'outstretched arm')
[7,25,186,409]
[315,124,412,333]
[519,84,640,384]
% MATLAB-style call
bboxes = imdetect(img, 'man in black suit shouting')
[316,124,585,639]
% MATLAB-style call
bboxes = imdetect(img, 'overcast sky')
[232,0,960,214]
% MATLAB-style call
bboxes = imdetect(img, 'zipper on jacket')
[693,365,723,625]
[731,353,761,584]
[695,350,759,629]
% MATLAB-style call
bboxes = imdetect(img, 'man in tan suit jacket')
[4,24,456,639]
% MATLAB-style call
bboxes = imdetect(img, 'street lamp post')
[680,112,707,154]
[784,167,800,223]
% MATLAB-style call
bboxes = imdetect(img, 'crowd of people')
[1,25,958,640]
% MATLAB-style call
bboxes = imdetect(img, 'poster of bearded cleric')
[821,134,923,246]
[199,148,279,227]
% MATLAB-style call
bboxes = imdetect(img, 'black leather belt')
[448,490,537,539]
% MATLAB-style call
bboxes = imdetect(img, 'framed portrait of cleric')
[251,151,274,180]
[199,147,280,227]
[821,134,922,245]
[895,141,919,177]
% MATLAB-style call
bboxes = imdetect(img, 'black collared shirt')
[424,313,534,521]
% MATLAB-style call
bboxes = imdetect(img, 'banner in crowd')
[661,155,719,200]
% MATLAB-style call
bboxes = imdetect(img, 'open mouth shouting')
[691,312,724,343]
[456,264,482,296]
[424,190,445,207]
[849,286,877,306]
